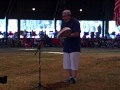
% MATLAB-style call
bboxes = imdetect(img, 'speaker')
[0,76,7,84]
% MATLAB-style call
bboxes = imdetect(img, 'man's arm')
[69,20,81,37]
[70,32,80,37]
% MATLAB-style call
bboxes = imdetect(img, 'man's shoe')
[63,77,76,84]
[69,77,76,84]
[63,78,71,83]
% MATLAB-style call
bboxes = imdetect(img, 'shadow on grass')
[46,81,70,90]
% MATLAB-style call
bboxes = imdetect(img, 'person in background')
[61,9,81,84]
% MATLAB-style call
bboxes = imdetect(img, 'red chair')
[52,38,60,47]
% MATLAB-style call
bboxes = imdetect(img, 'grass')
[0,47,120,90]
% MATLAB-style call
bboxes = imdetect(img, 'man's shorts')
[63,52,80,70]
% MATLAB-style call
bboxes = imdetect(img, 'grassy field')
[0,47,120,90]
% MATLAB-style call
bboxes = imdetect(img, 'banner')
[114,0,120,26]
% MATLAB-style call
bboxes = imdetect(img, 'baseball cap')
[62,10,71,16]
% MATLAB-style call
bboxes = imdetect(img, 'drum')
[57,27,71,39]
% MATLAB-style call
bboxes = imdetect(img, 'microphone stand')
[30,40,50,90]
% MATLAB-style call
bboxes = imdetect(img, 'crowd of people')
[0,34,120,48]
[81,38,120,48]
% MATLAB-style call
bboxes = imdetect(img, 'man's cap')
[62,10,71,16]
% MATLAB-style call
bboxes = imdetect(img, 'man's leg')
[71,70,78,78]
[65,69,72,78]
[63,53,72,82]
[70,52,80,83]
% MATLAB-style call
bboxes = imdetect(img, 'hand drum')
[57,27,71,39]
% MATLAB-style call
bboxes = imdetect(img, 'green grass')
[0,47,120,90]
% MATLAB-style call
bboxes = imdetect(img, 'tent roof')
[0,0,115,20]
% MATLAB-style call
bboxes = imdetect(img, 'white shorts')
[63,52,80,70]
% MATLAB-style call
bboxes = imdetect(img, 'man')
[61,10,81,84]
